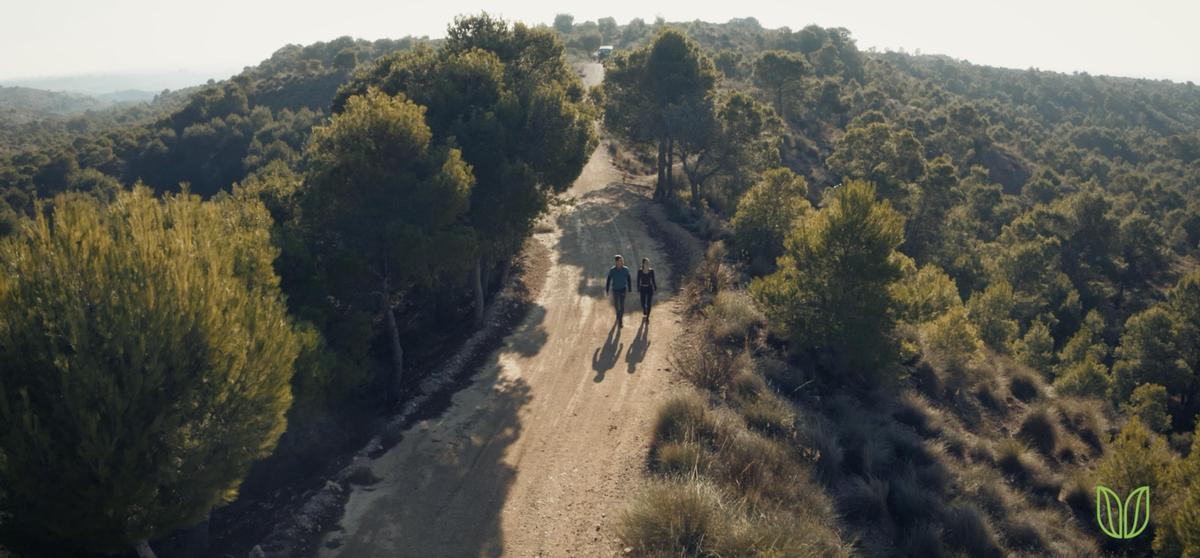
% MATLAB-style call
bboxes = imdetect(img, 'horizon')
[1,0,1199,90]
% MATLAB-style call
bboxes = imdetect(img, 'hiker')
[605,254,633,327]
[638,257,657,319]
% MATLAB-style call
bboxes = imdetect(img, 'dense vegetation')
[0,10,1197,557]
[577,16,1200,558]
[0,15,593,557]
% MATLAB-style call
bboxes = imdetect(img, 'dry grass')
[1016,405,1061,458]
[995,439,1062,501]
[1007,368,1043,402]
[741,394,795,438]
[669,338,737,393]
[619,481,722,556]
[707,290,765,344]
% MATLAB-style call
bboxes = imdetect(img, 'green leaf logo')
[1095,485,1151,539]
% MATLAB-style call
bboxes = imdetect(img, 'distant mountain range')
[0,68,238,98]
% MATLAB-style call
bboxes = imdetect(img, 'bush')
[742,395,795,438]
[1155,424,1200,557]
[838,476,890,522]
[892,262,961,324]
[976,381,1004,411]
[1016,405,1060,457]
[1052,359,1111,398]
[653,392,718,444]
[940,501,1004,558]
[709,430,792,504]
[919,305,984,375]
[619,481,723,555]
[1008,368,1042,402]
[1054,397,1108,452]
[670,339,737,392]
[729,368,766,403]
[995,439,1060,500]
[731,167,810,273]
[0,190,301,554]
[656,442,703,475]
[1094,419,1173,497]
[796,412,844,484]
[707,290,765,343]
[750,180,906,383]
[967,281,1019,352]
[1122,383,1171,433]
[892,392,943,438]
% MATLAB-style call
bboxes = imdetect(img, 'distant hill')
[0,86,109,124]
[0,68,236,97]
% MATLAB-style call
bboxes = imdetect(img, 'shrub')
[886,468,944,529]
[919,305,984,375]
[1012,320,1055,374]
[995,439,1060,500]
[1054,398,1107,455]
[708,290,765,343]
[742,396,795,438]
[619,481,723,555]
[838,476,890,522]
[653,392,716,444]
[1094,419,1173,496]
[898,522,947,558]
[750,180,906,383]
[976,381,1004,411]
[1155,424,1200,557]
[1016,405,1060,457]
[892,392,943,438]
[656,442,703,475]
[670,339,737,392]
[892,263,961,324]
[795,412,843,484]
[1122,383,1171,433]
[1052,359,1111,398]
[729,368,766,403]
[1008,368,1042,402]
[967,281,1019,352]
[731,167,811,273]
[0,190,302,554]
[709,430,791,505]
[940,501,1004,558]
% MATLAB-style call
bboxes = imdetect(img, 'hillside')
[0,12,1198,558]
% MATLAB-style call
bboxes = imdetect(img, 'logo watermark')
[1095,485,1150,539]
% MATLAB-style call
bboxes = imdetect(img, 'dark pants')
[640,287,654,315]
[612,289,627,322]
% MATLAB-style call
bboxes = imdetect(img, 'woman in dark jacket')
[637,257,657,319]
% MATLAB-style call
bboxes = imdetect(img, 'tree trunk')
[656,140,667,200]
[134,540,156,558]
[382,283,405,400]
[665,138,674,200]
[472,255,485,327]
[498,258,512,290]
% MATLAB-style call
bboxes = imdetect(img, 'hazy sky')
[2,0,1198,84]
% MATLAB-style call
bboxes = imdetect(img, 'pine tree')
[0,188,301,556]
[751,180,906,383]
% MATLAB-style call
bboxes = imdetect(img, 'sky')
[2,0,1199,87]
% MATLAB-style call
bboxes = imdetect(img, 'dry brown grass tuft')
[669,338,737,393]
[1016,404,1061,457]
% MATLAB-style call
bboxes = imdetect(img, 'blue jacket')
[606,266,632,292]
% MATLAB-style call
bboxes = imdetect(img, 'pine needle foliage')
[0,188,301,553]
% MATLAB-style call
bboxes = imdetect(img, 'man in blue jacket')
[605,254,633,328]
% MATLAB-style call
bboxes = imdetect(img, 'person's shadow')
[591,323,624,382]
[625,319,650,374]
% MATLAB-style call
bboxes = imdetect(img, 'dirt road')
[317,65,683,558]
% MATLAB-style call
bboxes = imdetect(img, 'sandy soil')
[316,65,685,558]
